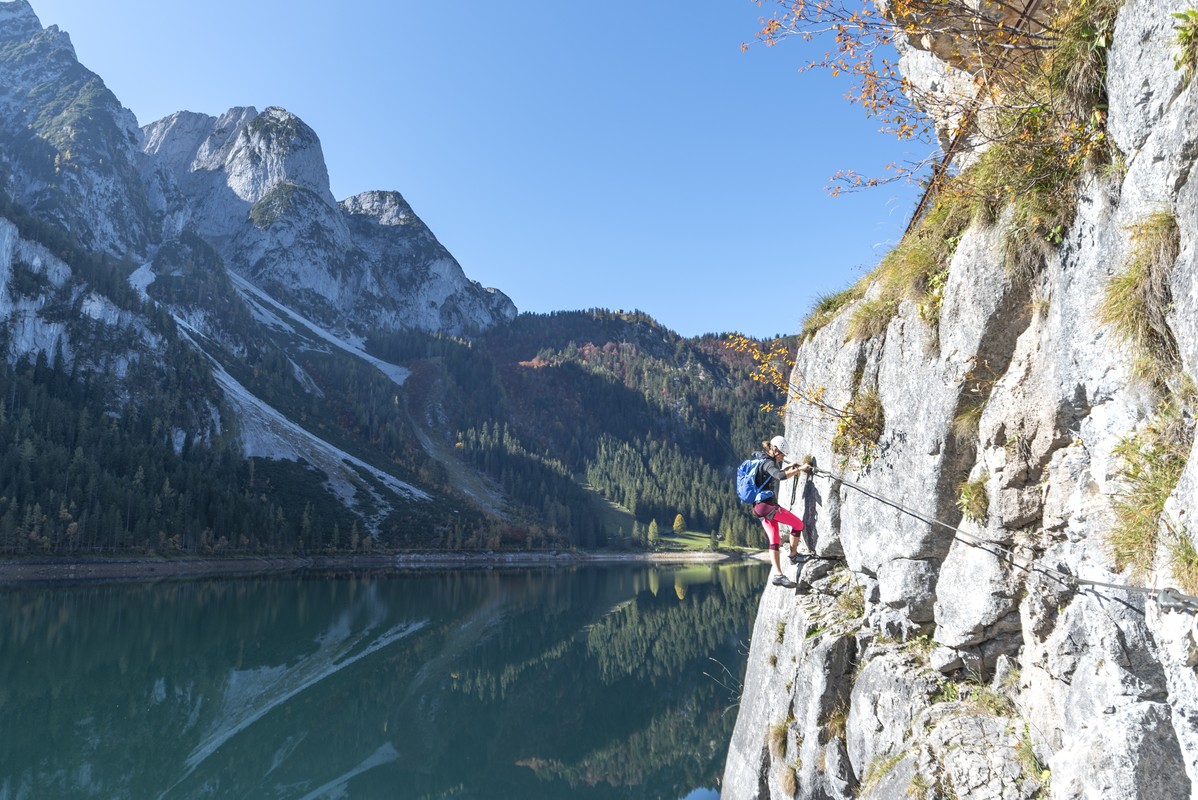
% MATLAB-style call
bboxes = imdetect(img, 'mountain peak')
[250,106,311,137]
[0,1,42,42]
[341,191,417,226]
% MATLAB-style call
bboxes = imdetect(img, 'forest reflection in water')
[0,561,768,799]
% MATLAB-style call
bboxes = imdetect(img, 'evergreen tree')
[0,196,783,556]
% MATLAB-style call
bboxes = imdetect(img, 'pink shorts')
[754,502,804,549]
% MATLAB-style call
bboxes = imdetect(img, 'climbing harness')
[808,466,1198,616]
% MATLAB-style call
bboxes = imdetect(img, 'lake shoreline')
[0,549,753,585]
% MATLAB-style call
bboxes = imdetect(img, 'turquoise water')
[0,562,766,798]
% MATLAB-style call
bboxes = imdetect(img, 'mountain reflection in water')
[0,562,767,799]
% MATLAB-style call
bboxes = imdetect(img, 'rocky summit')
[140,105,516,336]
[0,0,521,534]
[0,0,513,340]
[723,1,1198,798]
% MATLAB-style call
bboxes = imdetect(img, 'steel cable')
[808,466,1198,615]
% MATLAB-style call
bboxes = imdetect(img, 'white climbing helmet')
[769,435,789,455]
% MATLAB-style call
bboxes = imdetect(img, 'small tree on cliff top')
[747,0,1121,204]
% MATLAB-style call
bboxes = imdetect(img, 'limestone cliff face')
[0,0,514,340]
[724,2,1198,798]
[140,106,516,337]
[0,0,154,255]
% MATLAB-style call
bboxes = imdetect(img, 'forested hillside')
[0,192,445,555]
[374,309,789,550]
[0,1,791,557]
[0,187,787,555]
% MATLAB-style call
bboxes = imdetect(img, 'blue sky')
[31,0,927,339]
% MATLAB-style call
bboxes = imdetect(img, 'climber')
[748,435,812,588]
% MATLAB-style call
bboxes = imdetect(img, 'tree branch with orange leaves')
[743,0,1116,200]
[725,333,850,420]
[726,333,889,464]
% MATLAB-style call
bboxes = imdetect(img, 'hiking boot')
[771,574,796,588]
[788,552,810,566]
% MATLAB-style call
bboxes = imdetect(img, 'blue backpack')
[735,457,774,504]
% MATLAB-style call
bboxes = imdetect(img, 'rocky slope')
[724,1,1198,798]
[0,0,514,344]
[141,107,515,336]
[0,1,153,255]
[0,0,514,535]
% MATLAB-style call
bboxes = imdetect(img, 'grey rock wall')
[141,106,516,336]
[724,2,1198,797]
[1,2,515,340]
[0,1,155,256]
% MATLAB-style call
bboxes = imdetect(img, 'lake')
[0,561,767,799]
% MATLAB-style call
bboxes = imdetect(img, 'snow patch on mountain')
[296,743,400,800]
[207,354,427,504]
[240,291,296,335]
[127,262,155,302]
[228,271,410,386]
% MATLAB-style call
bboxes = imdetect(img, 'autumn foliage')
[727,0,1130,465]
[725,333,885,463]
[747,0,1122,200]
[726,333,839,418]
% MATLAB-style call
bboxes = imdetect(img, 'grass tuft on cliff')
[957,473,990,524]
[952,394,986,444]
[1100,211,1193,590]
[1109,387,1194,583]
[779,763,799,796]
[974,0,1121,279]
[1099,210,1182,388]
[1046,0,1122,122]
[860,752,905,794]
[838,0,1125,342]
[847,195,972,341]
[831,386,886,465]
[768,719,791,759]
[821,703,849,743]
[1169,531,1198,596]
[801,287,861,340]
[834,570,866,620]
[1175,9,1198,85]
